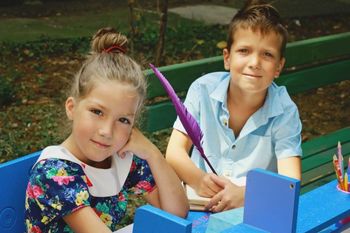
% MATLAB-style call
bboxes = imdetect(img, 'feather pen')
[149,64,217,174]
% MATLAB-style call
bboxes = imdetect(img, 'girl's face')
[223,27,285,95]
[64,80,140,166]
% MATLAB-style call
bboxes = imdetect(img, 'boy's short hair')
[226,0,288,58]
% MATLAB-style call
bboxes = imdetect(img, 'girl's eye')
[119,117,131,125]
[90,109,103,116]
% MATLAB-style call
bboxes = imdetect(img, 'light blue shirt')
[173,72,302,185]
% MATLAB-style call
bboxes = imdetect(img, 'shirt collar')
[239,82,284,139]
[209,75,285,139]
[209,74,284,119]
[261,82,284,119]
[210,72,231,104]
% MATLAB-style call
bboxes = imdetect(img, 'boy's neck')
[227,85,268,137]
[228,83,267,111]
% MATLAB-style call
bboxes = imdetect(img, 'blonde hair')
[227,0,288,57]
[70,27,147,120]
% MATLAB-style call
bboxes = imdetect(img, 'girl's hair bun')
[91,27,128,54]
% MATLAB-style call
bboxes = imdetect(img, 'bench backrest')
[142,32,350,132]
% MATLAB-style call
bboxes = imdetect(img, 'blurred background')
[0,0,350,164]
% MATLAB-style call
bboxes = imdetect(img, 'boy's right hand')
[194,173,223,197]
[205,175,245,212]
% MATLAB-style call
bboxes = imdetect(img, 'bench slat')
[142,102,177,132]
[302,143,350,173]
[276,59,350,94]
[301,127,350,193]
[302,127,350,157]
[285,31,350,68]
[145,56,223,99]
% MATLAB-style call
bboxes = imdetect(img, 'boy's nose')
[248,54,261,70]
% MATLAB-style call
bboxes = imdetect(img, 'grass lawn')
[0,10,129,42]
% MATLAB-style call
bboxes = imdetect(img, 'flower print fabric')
[25,156,155,233]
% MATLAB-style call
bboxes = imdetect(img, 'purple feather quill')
[149,64,217,174]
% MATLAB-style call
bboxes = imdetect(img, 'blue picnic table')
[132,169,350,233]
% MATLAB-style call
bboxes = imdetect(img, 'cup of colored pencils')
[333,141,350,193]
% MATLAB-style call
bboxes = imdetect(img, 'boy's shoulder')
[195,71,229,84]
[190,71,230,93]
[269,82,297,110]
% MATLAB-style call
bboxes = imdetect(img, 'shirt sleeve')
[173,80,201,133]
[125,156,156,195]
[272,105,303,159]
[25,159,91,229]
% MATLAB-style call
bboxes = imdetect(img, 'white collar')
[35,145,133,197]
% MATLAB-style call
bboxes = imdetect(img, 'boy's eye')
[237,48,248,54]
[264,52,274,58]
[90,109,103,116]
[119,117,131,125]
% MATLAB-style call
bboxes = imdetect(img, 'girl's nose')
[99,121,113,138]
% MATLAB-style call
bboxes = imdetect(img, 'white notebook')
[185,184,210,211]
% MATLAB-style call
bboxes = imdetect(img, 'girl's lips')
[91,139,110,148]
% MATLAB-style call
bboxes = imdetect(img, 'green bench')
[1,32,350,232]
[141,31,350,194]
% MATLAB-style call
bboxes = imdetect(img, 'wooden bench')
[1,32,350,232]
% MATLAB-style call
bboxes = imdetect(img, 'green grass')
[0,8,131,42]
[0,6,214,44]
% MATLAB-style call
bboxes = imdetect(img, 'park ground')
[0,0,350,162]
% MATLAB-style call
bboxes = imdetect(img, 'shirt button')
[232,145,236,149]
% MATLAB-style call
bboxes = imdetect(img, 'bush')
[0,0,24,7]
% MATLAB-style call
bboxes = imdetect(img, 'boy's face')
[223,27,285,94]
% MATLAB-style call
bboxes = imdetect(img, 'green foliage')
[1,37,89,60]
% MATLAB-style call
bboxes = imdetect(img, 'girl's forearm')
[146,150,189,217]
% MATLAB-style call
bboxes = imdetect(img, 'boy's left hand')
[205,175,245,212]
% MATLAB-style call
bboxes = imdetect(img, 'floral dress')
[25,146,155,233]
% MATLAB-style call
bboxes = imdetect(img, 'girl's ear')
[65,97,76,120]
[223,48,231,71]
[274,57,286,78]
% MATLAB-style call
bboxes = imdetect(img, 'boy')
[166,0,302,212]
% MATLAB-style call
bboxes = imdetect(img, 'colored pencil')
[333,154,344,190]
[344,172,348,192]
[338,141,344,178]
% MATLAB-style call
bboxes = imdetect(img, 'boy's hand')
[205,175,245,212]
[194,173,223,197]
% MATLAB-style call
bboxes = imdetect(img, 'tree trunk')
[155,0,168,66]
[128,0,136,54]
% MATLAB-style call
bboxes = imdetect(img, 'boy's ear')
[65,97,76,120]
[274,57,286,78]
[223,48,231,70]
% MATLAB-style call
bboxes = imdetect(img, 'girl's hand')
[205,175,245,212]
[118,128,158,161]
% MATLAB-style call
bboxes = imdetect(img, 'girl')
[25,27,188,233]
